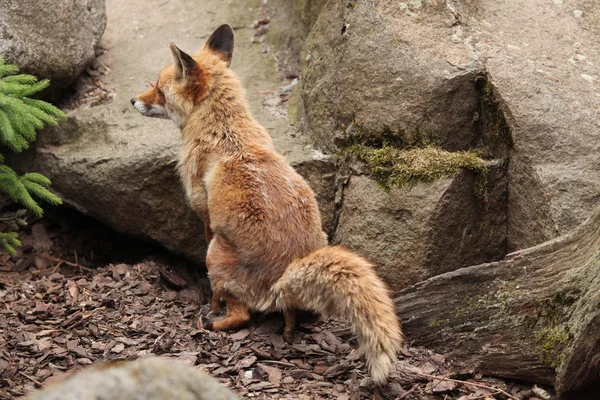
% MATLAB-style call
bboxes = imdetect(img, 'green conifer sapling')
[0,57,65,256]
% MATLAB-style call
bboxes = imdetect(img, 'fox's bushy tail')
[275,246,403,384]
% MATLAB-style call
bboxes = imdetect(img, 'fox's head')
[130,24,235,127]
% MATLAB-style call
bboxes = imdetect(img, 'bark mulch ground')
[0,217,554,400]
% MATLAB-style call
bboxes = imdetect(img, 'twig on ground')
[40,254,94,272]
[52,260,64,274]
[398,383,418,400]
[419,373,519,400]
[471,390,502,399]
[18,371,45,388]
[258,360,298,368]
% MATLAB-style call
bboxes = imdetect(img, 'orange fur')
[132,24,403,384]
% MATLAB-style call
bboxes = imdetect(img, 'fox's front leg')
[209,276,225,312]
[185,180,219,308]
[204,235,251,331]
[187,181,214,245]
[205,293,250,331]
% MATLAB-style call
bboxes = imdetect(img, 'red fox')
[131,24,403,384]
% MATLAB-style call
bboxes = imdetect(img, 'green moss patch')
[347,144,488,198]
[535,325,570,368]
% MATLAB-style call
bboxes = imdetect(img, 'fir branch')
[1,74,38,85]
[1,209,28,231]
[0,231,22,256]
[20,179,62,206]
[0,165,44,217]
[0,78,50,97]
[0,57,19,78]
[20,172,52,186]
[22,98,66,120]
[0,110,17,150]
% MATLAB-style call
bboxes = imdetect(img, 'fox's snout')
[130,95,169,119]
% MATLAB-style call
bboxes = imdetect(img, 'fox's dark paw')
[196,304,223,330]
[199,314,220,331]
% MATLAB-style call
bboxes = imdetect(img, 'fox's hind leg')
[283,309,296,344]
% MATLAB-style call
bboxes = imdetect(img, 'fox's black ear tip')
[211,24,234,42]
[216,24,234,34]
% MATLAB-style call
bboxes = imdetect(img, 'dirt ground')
[0,211,554,400]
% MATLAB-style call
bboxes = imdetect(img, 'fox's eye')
[156,88,165,101]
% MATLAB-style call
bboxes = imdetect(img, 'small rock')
[581,74,595,83]
[399,3,410,15]
[280,78,298,95]
[532,385,551,400]
[282,376,295,384]
[573,10,583,18]
[110,343,125,354]
[552,0,563,5]
[238,356,257,369]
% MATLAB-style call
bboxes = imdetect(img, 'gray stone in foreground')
[28,356,239,400]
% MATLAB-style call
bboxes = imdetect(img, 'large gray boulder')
[0,0,106,88]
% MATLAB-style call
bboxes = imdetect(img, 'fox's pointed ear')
[169,43,197,80]
[205,24,234,66]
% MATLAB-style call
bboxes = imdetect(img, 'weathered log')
[395,206,600,399]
